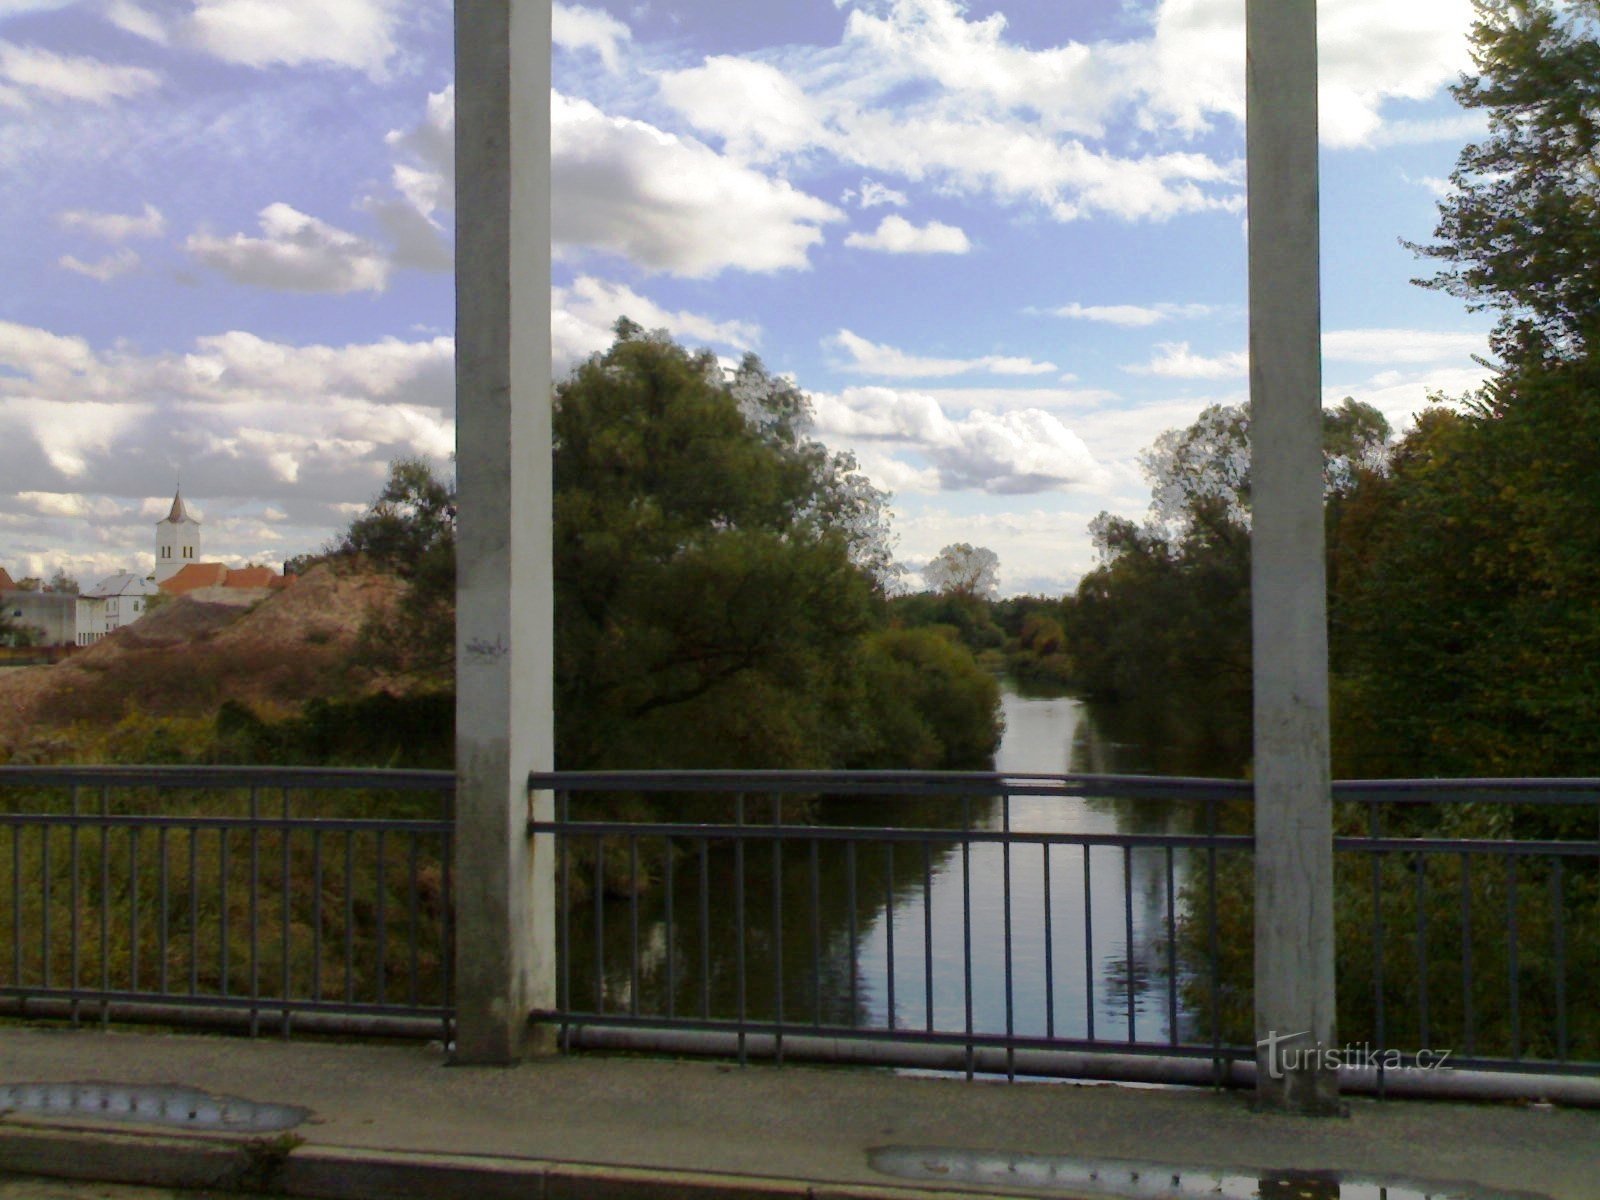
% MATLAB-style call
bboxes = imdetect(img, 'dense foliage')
[1408,0,1600,366]
[344,325,1000,772]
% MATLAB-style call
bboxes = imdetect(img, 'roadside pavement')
[0,1027,1594,1199]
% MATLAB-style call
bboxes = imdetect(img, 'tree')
[1063,399,1391,769]
[1330,361,1600,778]
[0,610,37,648]
[1141,399,1392,537]
[340,456,457,680]
[1407,0,1600,366]
[343,325,998,771]
[44,569,78,595]
[924,543,999,600]
[553,327,891,768]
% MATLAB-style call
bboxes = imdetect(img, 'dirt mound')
[0,564,406,756]
[107,598,244,651]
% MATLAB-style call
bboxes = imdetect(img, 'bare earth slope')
[0,565,403,755]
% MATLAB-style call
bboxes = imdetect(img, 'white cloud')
[103,1,171,45]
[829,330,1057,379]
[554,3,632,73]
[653,0,1474,230]
[0,322,455,508]
[183,0,400,75]
[57,202,165,241]
[552,91,842,277]
[1132,0,1477,148]
[892,507,1099,596]
[845,214,970,255]
[1370,112,1487,148]
[552,275,760,372]
[59,248,140,282]
[187,204,390,294]
[384,85,453,217]
[1326,364,1492,430]
[845,179,909,209]
[658,56,822,160]
[812,384,1103,495]
[1405,173,1454,199]
[1324,328,1487,364]
[0,41,160,105]
[1125,342,1249,379]
[1128,328,1486,378]
[1048,302,1215,327]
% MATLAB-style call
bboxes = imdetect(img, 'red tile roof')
[223,566,279,589]
[158,562,294,596]
[158,563,229,595]
[0,567,14,591]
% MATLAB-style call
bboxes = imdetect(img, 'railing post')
[1247,0,1340,1112]
[452,0,555,1064]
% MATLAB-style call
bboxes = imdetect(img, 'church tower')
[154,488,201,583]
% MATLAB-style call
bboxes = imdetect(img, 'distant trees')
[924,543,999,600]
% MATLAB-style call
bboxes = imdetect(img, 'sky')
[0,0,1497,596]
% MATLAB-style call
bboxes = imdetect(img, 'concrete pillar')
[1246,0,1340,1113]
[452,0,554,1064]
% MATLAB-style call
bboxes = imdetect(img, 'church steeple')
[154,487,201,584]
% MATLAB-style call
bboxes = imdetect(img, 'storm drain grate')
[869,1147,1545,1200]
[0,1082,307,1132]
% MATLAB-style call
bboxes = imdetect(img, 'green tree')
[1331,362,1600,779]
[553,328,892,768]
[340,456,457,680]
[342,325,998,771]
[1064,399,1392,770]
[1407,0,1600,366]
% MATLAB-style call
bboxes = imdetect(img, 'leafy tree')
[44,569,78,595]
[924,543,999,600]
[1331,360,1600,779]
[344,325,998,771]
[1407,0,1600,366]
[553,328,892,768]
[1064,399,1392,770]
[337,457,455,578]
[338,457,457,680]
[0,610,38,648]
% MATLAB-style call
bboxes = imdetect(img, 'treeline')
[1029,0,1600,782]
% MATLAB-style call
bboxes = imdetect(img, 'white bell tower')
[154,488,201,583]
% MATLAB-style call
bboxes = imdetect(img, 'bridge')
[0,764,1596,1197]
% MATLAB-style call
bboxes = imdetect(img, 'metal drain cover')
[0,1082,307,1132]
[869,1147,1545,1200]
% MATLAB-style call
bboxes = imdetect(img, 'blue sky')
[0,0,1495,595]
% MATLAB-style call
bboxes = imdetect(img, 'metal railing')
[531,771,1600,1086]
[2,765,1595,1091]
[0,766,454,1039]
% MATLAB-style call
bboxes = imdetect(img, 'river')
[566,684,1231,1048]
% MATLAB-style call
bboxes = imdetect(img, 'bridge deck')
[0,1028,1593,1199]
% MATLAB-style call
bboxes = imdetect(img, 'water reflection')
[564,686,1223,1051]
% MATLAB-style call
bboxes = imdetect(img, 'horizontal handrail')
[0,765,454,791]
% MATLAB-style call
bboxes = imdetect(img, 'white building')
[154,489,201,584]
[75,572,160,646]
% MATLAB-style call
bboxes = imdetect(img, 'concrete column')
[1246,0,1339,1113]
[453,0,554,1064]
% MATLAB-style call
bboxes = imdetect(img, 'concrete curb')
[0,1122,1081,1200]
